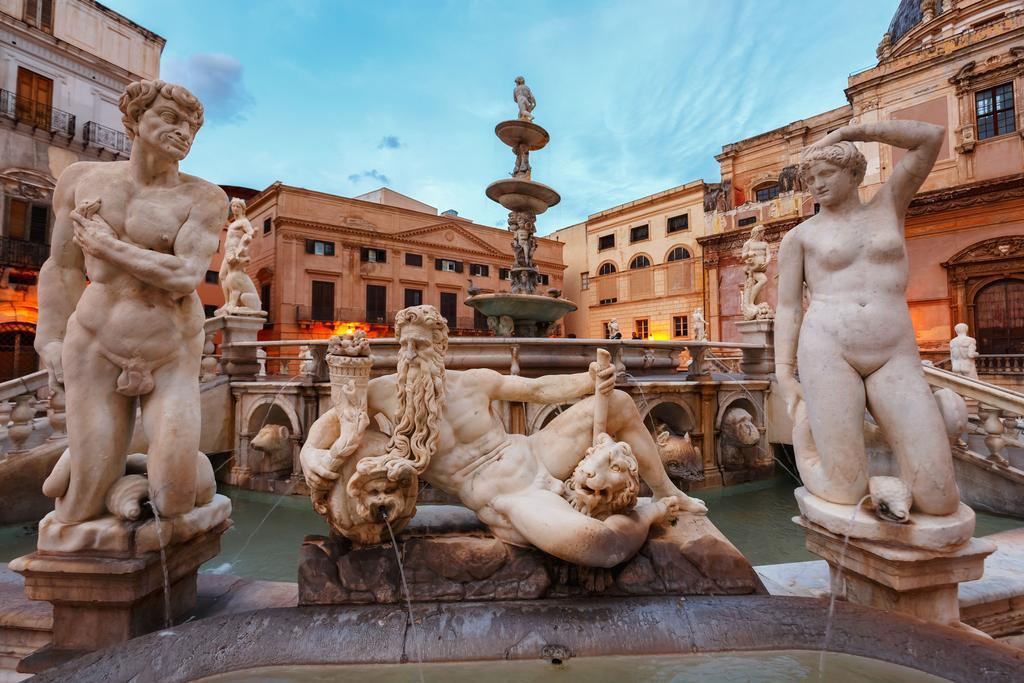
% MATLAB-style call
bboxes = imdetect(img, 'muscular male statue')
[35,80,227,523]
[302,305,706,568]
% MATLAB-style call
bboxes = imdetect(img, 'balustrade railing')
[83,121,132,155]
[0,89,75,136]
[0,236,49,269]
[0,369,55,454]
[976,355,1024,375]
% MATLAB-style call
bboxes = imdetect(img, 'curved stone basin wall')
[42,596,1024,683]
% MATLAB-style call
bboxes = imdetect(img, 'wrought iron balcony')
[0,89,75,137]
[0,237,49,269]
[84,121,132,155]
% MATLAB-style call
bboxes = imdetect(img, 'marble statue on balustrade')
[216,198,265,317]
[740,224,773,321]
[513,76,536,122]
[607,318,622,340]
[692,308,707,341]
[300,305,706,568]
[299,345,315,376]
[32,79,231,552]
[776,120,974,548]
[950,323,980,380]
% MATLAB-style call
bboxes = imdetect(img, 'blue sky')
[104,1,897,234]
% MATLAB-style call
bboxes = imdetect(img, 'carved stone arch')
[596,260,618,276]
[943,236,1024,339]
[715,394,768,474]
[628,252,653,269]
[642,395,698,437]
[244,395,303,438]
[527,402,575,435]
[664,244,692,262]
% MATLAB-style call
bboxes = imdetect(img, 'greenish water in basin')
[1,477,1021,582]
[198,651,947,682]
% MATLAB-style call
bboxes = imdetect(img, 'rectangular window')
[15,67,52,128]
[5,198,27,240]
[28,205,47,243]
[311,280,335,322]
[976,83,1016,140]
[366,284,387,323]
[205,270,218,284]
[404,288,422,308]
[629,225,649,243]
[738,216,758,227]
[405,252,423,267]
[599,297,618,305]
[755,185,780,202]
[667,214,689,233]
[673,315,688,338]
[360,247,387,263]
[580,273,590,290]
[499,267,511,280]
[439,291,457,325]
[538,273,549,286]
[261,282,271,318]
[23,0,54,32]
[306,239,335,256]
[263,217,272,235]
[634,319,649,339]
[473,307,488,331]
[598,234,615,251]
[435,258,463,273]
[470,263,489,277]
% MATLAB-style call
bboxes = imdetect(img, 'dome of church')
[888,0,942,44]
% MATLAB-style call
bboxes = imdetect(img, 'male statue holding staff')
[35,80,227,523]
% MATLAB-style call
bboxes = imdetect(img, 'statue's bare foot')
[659,494,707,519]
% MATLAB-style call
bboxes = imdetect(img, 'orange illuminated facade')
[203,184,566,342]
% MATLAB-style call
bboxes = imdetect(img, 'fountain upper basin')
[485,178,560,214]
[495,119,550,150]
[465,292,576,325]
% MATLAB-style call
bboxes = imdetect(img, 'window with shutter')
[439,292,457,325]
[263,217,272,235]
[404,288,422,308]
[366,285,387,323]
[311,281,335,321]
[28,205,47,244]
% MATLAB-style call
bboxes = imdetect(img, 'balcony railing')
[84,121,132,156]
[0,89,75,137]
[296,306,398,325]
[591,259,698,306]
[0,237,49,269]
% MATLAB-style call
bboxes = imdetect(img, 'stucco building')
[213,183,566,341]
[551,180,706,340]
[0,0,163,378]
[700,0,1024,357]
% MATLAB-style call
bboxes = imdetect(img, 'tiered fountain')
[465,76,577,337]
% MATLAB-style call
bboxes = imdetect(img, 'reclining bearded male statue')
[300,304,706,568]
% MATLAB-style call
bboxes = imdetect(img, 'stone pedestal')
[299,505,764,605]
[218,314,265,377]
[9,521,230,673]
[735,319,774,376]
[798,517,996,628]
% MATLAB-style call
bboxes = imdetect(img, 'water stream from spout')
[383,512,425,683]
[818,493,871,681]
[147,501,173,629]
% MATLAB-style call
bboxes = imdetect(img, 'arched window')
[753,182,780,203]
[629,255,651,270]
[597,262,617,276]
[666,246,691,262]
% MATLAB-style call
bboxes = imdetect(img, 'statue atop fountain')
[468,76,576,336]
[775,120,993,628]
[739,224,773,321]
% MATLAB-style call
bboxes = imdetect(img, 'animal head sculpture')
[564,433,640,520]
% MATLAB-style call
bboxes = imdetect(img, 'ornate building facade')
[215,183,566,341]
[700,0,1024,356]
[551,180,706,340]
[0,0,163,378]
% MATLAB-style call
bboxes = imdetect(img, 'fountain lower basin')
[464,292,577,337]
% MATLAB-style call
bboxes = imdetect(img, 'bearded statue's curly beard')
[385,343,446,475]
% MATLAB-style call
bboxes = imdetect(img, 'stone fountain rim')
[485,178,561,211]
[494,119,550,150]
[41,596,1022,682]
[464,292,578,321]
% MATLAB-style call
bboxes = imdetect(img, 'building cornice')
[0,16,148,88]
[585,180,706,223]
[907,172,1024,217]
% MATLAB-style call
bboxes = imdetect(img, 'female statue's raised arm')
[807,120,944,212]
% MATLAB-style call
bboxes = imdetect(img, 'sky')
[103,0,897,234]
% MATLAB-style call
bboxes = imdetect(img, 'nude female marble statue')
[217,198,263,316]
[35,80,228,523]
[775,120,961,517]
[301,305,706,568]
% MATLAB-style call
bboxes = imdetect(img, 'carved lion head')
[564,433,640,520]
